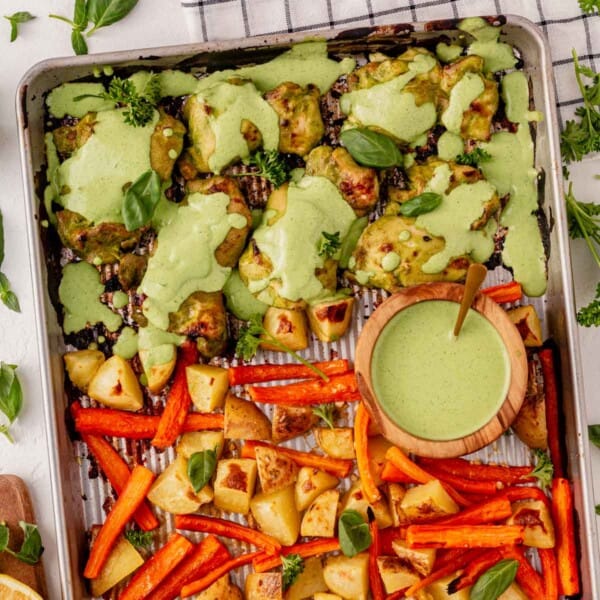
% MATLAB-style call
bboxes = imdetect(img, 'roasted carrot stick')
[180,551,262,598]
[152,341,199,449]
[174,514,281,554]
[81,433,158,531]
[355,403,381,503]
[539,347,565,478]
[418,456,534,484]
[228,359,349,385]
[405,524,525,549]
[385,447,471,508]
[551,477,580,596]
[252,538,341,572]
[379,527,405,555]
[83,465,155,579]
[241,440,352,478]
[447,549,502,592]
[380,460,418,484]
[150,535,229,600]
[435,495,513,527]
[504,485,552,509]
[481,281,522,304]
[247,372,359,405]
[501,545,546,599]
[539,547,559,600]
[368,520,385,600]
[417,461,501,496]
[73,404,223,438]
[119,533,193,600]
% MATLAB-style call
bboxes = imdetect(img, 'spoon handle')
[453,263,488,337]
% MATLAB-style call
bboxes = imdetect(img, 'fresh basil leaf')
[338,510,372,557]
[0,211,4,267]
[4,12,35,42]
[12,522,43,565]
[399,192,443,217]
[122,170,161,231]
[589,424,600,448]
[471,559,519,600]
[596,504,600,515]
[339,216,368,269]
[0,524,8,552]
[340,128,403,168]
[88,0,138,32]
[1,290,20,313]
[187,449,217,493]
[71,28,88,55]
[0,362,22,424]
[73,0,88,30]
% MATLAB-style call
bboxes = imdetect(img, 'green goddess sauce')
[46,82,114,118]
[372,301,510,441]
[59,262,122,334]
[441,72,484,134]
[459,17,517,73]
[339,54,438,143]
[250,176,356,302]
[437,131,464,161]
[112,326,139,359]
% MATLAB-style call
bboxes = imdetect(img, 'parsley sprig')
[124,529,153,550]
[312,404,336,428]
[530,449,554,489]
[318,231,341,258]
[455,147,492,167]
[579,0,600,14]
[576,282,600,327]
[236,314,328,380]
[239,150,290,188]
[281,553,304,590]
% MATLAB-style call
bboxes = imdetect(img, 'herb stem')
[567,184,600,267]
[261,335,329,381]
[0,425,13,444]
[48,14,75,26]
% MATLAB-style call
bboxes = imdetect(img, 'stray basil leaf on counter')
[338,509,372,557]
[589,424,600,448]
[71,29,88,56]
[122,170,161,231]
[73,0,88,30]
[281,554,304,589]
[187,449,217,493]
[0,211,4,266]
[340,127,403,168]
[4,11,35,43]
[0,362,23,442]
[399,192,443,217]
[470,559,519,600]
[0,522,44,565]
[87,0,139,34]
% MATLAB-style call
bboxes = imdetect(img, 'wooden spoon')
[453,263,488,337]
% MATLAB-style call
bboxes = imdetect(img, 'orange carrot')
[180,552,262,597]
[150,535,229,600]
[551,477,580,596]
[119,533,193,600]
[174,514,281,554]
[379,527,405,555]
[501,545,546,599]
[417,460,501,496]
[405,524,525,549]
[247,372,359,405]
[436,495,513,527]
[418,456,534,484]
[481,281,522,304]
[241,440,352,478]
[152,341,199,449]
[380,460,418,484]
[83,465,155,579]
[504,485,552,510]
[252,538,341,572]
[368,520,385,600]
[81,433,158,531]
[228,359,349,385]
[355,402,381,503]
[447,549,503,592]
[540,347,565,478]
[539,547,559,600]
[73,404,223,438]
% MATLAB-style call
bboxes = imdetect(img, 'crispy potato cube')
[512,359,548,450]
[272,404,316,443]
[377,556,421,594]
[64,349,105,392]
[313,595,343,600]
[186,364,229,411]
[387,483,410,527]
[260,307,309,351]
[499,583,529,599]
[392,539,436,576]
[196,573,243,600]
[89,534,144,596]
[323,553,369,600]
[508,305,543,347]
[255,446,298,494]
[340,481,394,529]
[301,488,339,537]
[307,296,354,342]
[176,431,225,459]
[147,454,213,514]
[295,467,338,511]
[139,347,176,393]
[213,458,257,514]
[285,556,328,600]
[224,393,272,441]
[506,499,555,548]
[426,572,471,599]
[314,427,355,460]
[245,572,283,600]
[400,479,459,523]
[87,355,143,411]
[250,485,300,546]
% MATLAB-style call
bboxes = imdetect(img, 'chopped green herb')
[589,424,600,448]
[595,504,600,515]
[0,522,43,565]
[579,0,600,14]
[455,147,492,166]
[318,231,341,258]
[577,282,600,327]
[124,529,153,550]
[281,553,304,589]
[312,404,335,429]
[4,11,35,42]
[530,449,553,489]
[241,150,290,188]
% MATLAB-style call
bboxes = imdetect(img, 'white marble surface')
[0,1,597,598]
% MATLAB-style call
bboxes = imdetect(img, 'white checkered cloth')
[180,0,600,127]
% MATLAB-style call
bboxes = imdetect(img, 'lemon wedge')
[0,574,43,599]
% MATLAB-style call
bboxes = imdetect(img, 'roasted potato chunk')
[139,346,176,394]
[508,305,543,347]
[400,479,459,523]
[323,553,369,600]
[176,431,225,460]
[512,359,547,450]
[377,556,421,594]
[426,572,471,599]
[213,458,257,514]
[272,405,317,443]
[255,445,298,494]
[300,488,339,537]
[387,483,410,527]
[295,467,339,511]
[507,499,555,548]
[250,485,300,546]
[64,349,105,392]
[392,539,436,576]
[285,557,328,600]
[52,113,96,157]
[224,393,272,441]
[150,109,186,181]
[307,296,355,342]
[186,364,229,411]
[264,82,324,156]
[196,573,243,600]
[87,355,143,411]
[246,572,283,600]
[340,481,394,529]
[118,253,148,291]
[260,307,309,352]
[314,427,355,460]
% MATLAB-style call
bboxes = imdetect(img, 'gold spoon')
[453,263,488,337]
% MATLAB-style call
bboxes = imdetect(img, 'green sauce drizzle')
[459,17,517,73]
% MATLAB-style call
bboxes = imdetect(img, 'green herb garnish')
[236,314,328,381]
[470,559,519,600]
[338,510,372,557]
[579,0,600,14]
[121,169,161,230]
[312,404,335,429]
[577,282,600,327]
[530,449,553,489]
[399,192,443,217]
[340,128,403,168]
[281,553,304,590]
[455,147,492,166]
[240,150,290,188]
[0,362,23,443]
[4,11,35,42]
[318,231,341,258]
[124,529,153,550]
[187,449,217,493]
[0,211,20,313]
[595,504,600,515]
[589,424,600,448]
[0,522,43,565]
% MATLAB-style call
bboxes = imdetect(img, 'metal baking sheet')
[16,15,598,598]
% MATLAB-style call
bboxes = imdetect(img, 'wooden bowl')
[355,282,528,458]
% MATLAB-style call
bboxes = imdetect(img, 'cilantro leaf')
[4,11,35,42]
[281,553,304,590]
[318,231,341,258]
[455,147,492,166]
[530,449,553,489]
[577,282,600,327]
[242,150,290,188]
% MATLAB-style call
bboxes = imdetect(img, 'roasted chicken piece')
[52,113,96,158]
[264,82,324,156]
[305,146,379,216]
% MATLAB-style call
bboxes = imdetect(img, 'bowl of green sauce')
[355,282,528,458]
